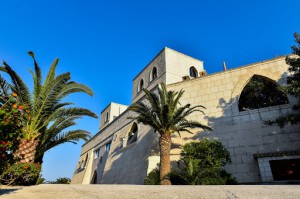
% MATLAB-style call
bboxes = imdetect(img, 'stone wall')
[72,51,300,184]
[167,56,300,182]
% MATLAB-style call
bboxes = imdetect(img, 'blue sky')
[0,0,299,181]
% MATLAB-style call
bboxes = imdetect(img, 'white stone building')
[71,47,300,184]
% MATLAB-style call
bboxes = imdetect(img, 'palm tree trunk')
[159,133,172,185]
[14,138,38,163]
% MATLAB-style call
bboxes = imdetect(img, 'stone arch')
[230,68,286,113]
[238,75,289,111]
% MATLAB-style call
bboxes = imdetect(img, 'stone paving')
[1,184,300,199]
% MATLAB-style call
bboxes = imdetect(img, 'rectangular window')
[106,142,111,153]
[94,149,100,159]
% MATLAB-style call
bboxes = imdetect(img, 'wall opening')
[138,79,144,93]
[150,67,158,82]
[127,123,138,145]
[189,66,198,78]
[238,75,288,111]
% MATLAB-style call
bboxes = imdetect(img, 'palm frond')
[2,61,31,105]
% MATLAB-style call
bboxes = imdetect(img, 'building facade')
[71,47,300,184]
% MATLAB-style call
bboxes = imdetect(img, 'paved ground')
[0,184,300,199]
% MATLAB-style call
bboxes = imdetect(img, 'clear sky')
[0,0,299,181]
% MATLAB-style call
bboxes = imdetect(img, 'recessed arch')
[238,75,289,111]
[127,122,138,145]
[150,67,158,82]
[138,79,144,93]
[189,66,198,78]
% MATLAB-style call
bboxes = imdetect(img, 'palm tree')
[0,52,97,164]
[128,84,211,185]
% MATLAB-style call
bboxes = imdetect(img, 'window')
[150,67,158,82]
[189,66,198,78]
[138,79,144,93]
[94,149,100,159]
[104,112,109,123]
[238,75,289,111]
[106,142,111,153]
[83,154,88,168]
[127,123,138,145]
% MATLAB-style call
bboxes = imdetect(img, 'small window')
[104,112,109,123]
[138,79,144,93]
[150,67,158,82]
[127,123,138,145]
[83,154,88,168]
[106,142,111,153]
[189,66,198,78]
[94,149,100,159]
[238,75,289,111]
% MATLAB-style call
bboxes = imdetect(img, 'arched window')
[238,75,289,111]
[104,112,109,123]
[127,123,138,145]
[150,67,158,82]
[138,79,144,93]
[189,66,198,78]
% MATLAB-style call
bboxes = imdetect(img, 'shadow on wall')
[179,71,300,183]
[100,127,158,184]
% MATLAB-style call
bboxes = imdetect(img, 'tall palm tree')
[128,84,211,185]
[0,52,97,164]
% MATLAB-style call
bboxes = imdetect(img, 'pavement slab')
[0,184,300,199]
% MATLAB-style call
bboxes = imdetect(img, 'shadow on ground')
[0,187,21,196]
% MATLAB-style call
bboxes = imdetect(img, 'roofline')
[167,55,289,87]
[100,102,128,114]
[132,47,166,81]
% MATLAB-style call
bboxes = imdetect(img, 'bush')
[48,177,71,184]
[0,162,41,186]
[0,89,30,174]
[144,139,237,185]
[144,168,160,185]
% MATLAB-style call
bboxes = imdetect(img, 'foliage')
[0,162,41,186]
[0,76,30,174]
[35,174,45,185]
[177,139,236,185]
[0,52,98,164]
[266,32,300,127]
[129,83,211,185]
[144,139,237,185]
[144,168,160,185]
[48,177,71,184]
[238,75,288,111]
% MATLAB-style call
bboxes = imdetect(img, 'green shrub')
[144,139,238,185]
[144,168,160,185]
[49,177,71,184]
[35,174,45,185]
[0,162,41,186]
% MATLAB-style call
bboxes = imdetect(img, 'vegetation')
[129,84,211,185]
[0,52,97,165]
[0,162,41,186]
[266,33,300,127]
[0,76,30,174]
[47,177,71,184]
[144,139,236,185]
